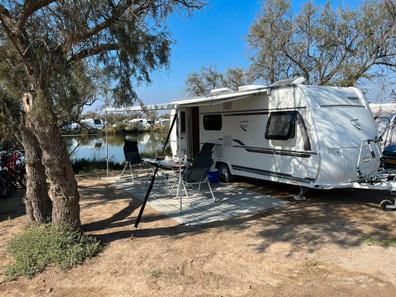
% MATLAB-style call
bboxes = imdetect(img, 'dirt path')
[0,174,395,296]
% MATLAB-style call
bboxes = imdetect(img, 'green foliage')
[72,159,124,174]
[5,224,101,280]
[185,66,253,96]
[103,123,128,135]
[104,122,167,135]
[0,89,20,146]
[151,124,168,134]
[248,0,396,86]
[71,146,172,173]
[150,269,162,278]
[52,63,99,127]
[105,113,141,126]
[248,0,292,84]
[1,0,204,107]
[0,0,205,146]
[364,237,396,247]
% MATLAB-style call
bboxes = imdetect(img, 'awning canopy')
[104,87,269,113]
[103,77,312,113]
[172,88,269,108]
[104,103,176,113]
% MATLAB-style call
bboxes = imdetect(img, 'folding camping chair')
[199,142,214,155]
[119,140,143,182]
[169,152,215,211]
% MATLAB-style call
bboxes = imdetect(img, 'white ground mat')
[108,173,287,226]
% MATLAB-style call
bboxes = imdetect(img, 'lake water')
[65,133,165,163]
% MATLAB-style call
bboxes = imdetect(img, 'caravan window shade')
[265,111,297,140]
[203,114,222,130]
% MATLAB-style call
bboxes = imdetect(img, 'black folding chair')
[199,142,214,155]
[186,142,214,162]
[170,153,215,211]
[119,140,143,182]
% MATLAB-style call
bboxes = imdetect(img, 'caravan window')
[265,111,296,140]
[203,114,222,130]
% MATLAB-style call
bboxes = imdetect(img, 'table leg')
[176,170,181,199]
[178,167,183,212]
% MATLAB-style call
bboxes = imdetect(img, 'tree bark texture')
[19,125,52,223]
[23,92,81,229]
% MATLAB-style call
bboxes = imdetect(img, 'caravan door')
[174,107,200,159]
[189,107,200,157]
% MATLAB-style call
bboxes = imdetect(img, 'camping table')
[143,158,187,210]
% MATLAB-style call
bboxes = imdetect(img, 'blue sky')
[133,0,261,105]
[94,0,389,111]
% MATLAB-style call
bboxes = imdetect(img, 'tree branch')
[68,43,120,63]
[64,0,139,48]
[321,36,357,84]
[0,4,31,73]
[17,0,57,31]
[376,61,396,67]
[282,48,310,82]
[0,4,15,30]
[65,0,204,49]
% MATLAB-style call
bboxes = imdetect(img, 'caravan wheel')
[380,199,395,211]
[217,163,234,183]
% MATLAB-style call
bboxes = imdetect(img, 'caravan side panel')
[199,87,320,186]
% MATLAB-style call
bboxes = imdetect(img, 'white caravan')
[169,78,396,207]
[104,78,396,209]
[80,118,104,129]
[128,118,154,131]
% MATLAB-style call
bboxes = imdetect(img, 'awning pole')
[177,109,181,157]
[105,110,109,178]
[134,109,178,228]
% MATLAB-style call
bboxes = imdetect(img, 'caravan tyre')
[380,199,394,211]
[217,163,234,183]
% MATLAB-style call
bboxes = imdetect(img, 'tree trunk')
[19,125,52,223]
[23,92,81,229]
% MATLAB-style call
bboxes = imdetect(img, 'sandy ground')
[0,173,396,297]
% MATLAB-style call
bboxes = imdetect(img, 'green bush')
[72,158,124,173]
[364,237,396,247]
[5,224,101,279]
[104,123,127,134]
[71,148,172,174]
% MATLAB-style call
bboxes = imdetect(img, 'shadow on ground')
[79,176,396,254]
[0,190,26,221]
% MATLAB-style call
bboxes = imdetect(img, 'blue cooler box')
[207,168,219,183]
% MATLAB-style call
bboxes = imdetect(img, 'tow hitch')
[354,137,396,210]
